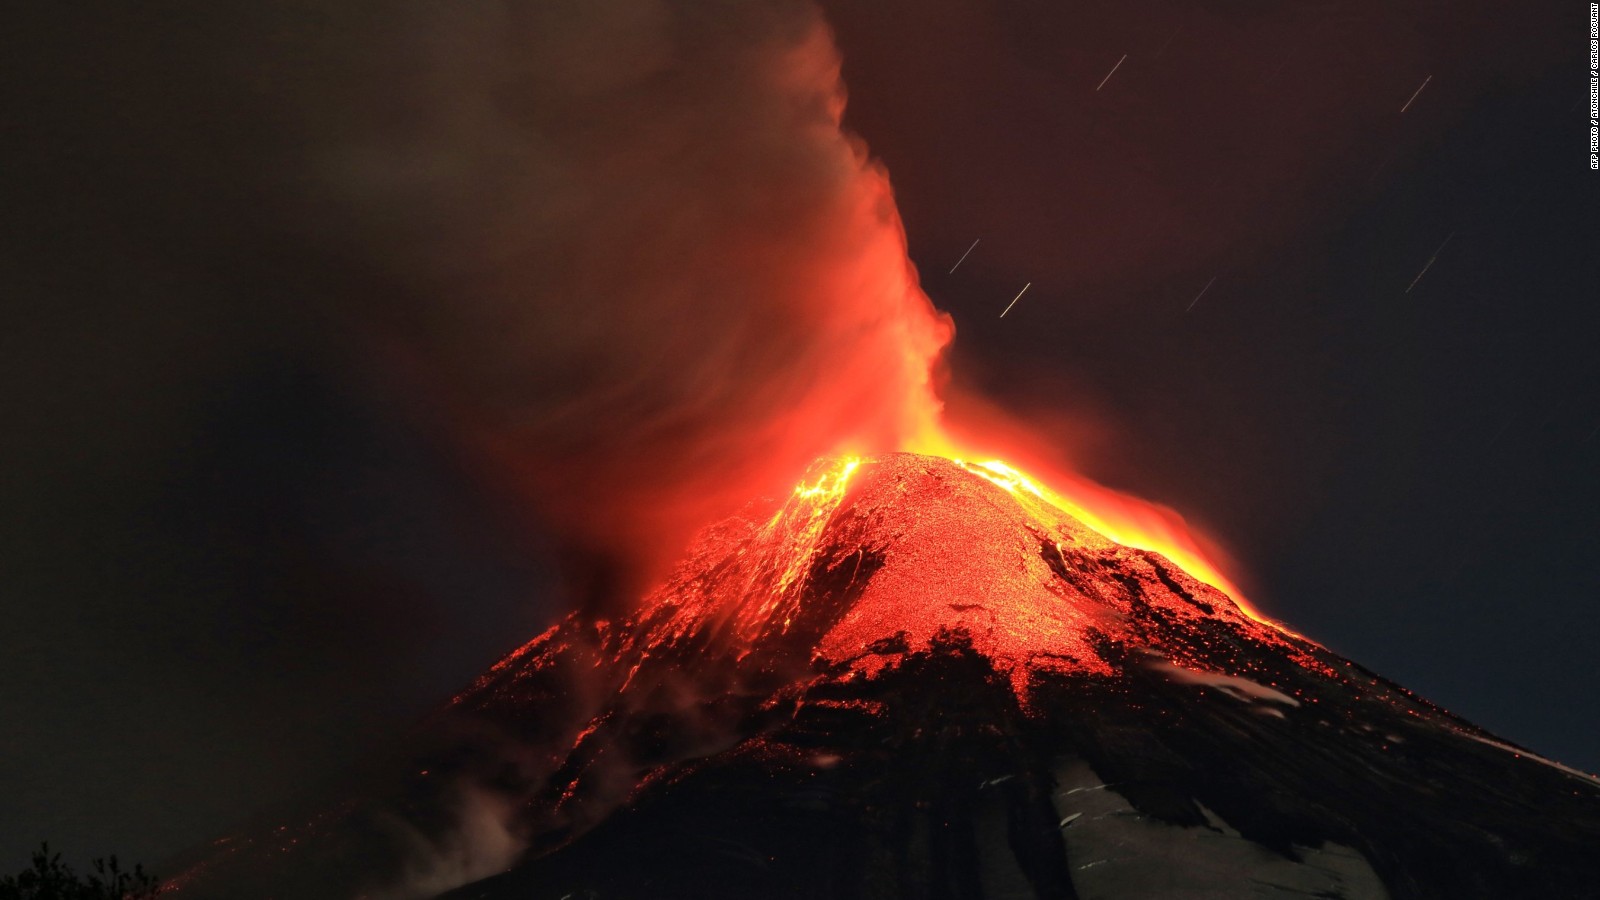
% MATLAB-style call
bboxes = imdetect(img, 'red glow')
[908,439,1281,628]
[373,4,1269,634]
[842,381,1278,627]
[542,453,1309,708]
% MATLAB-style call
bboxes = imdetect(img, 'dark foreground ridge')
[173,454,1600,899]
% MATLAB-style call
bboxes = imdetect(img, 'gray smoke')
[241,0,954,598]
[5,0,952,891]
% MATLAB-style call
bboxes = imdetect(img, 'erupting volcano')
[6,0,1591,892]
[173,454,1600,899]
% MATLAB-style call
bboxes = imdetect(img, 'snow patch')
[1456,730,1600,788]
[1048,757,1388,899]
[1150,661,1301,707]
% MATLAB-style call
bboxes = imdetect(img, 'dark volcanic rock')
[175,455,1600,899]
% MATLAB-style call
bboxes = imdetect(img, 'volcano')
[174,454,1600,899]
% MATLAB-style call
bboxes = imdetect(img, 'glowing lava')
[571,452,1308,710]
[947,457,1274,626]
[896,423,1274,626]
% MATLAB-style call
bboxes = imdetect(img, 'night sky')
[3,0,1593,877]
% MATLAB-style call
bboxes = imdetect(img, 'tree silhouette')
[0,844,160,899]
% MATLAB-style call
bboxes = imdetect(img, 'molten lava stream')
[894,429,1282,629]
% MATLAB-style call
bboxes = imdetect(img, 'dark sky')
[2,0,1593,878]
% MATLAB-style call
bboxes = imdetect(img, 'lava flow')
[556,451,1302,700]
[935,451,1268,624]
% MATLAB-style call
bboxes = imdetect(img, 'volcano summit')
[175,454,1600,899]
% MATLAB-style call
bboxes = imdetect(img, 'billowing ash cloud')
[241,4,952,891]
[249,0,953,599]
[5,0,957,876]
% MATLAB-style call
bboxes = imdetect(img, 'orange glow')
[960,459,1250,612]
[760,456,863,609]
[902,427,1281,628]
[602,452,1305,706]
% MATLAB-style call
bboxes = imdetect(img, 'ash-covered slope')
[175,454,1600,899]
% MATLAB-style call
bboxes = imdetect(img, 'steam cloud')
[248,0,953,600]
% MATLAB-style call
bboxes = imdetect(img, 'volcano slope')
[176,454,1600,899]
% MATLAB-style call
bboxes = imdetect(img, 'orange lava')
[582,454,1303,706]
[898,426,1279,627]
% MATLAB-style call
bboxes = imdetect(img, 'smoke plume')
[247,0,953,600]
[5,0,952,879]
